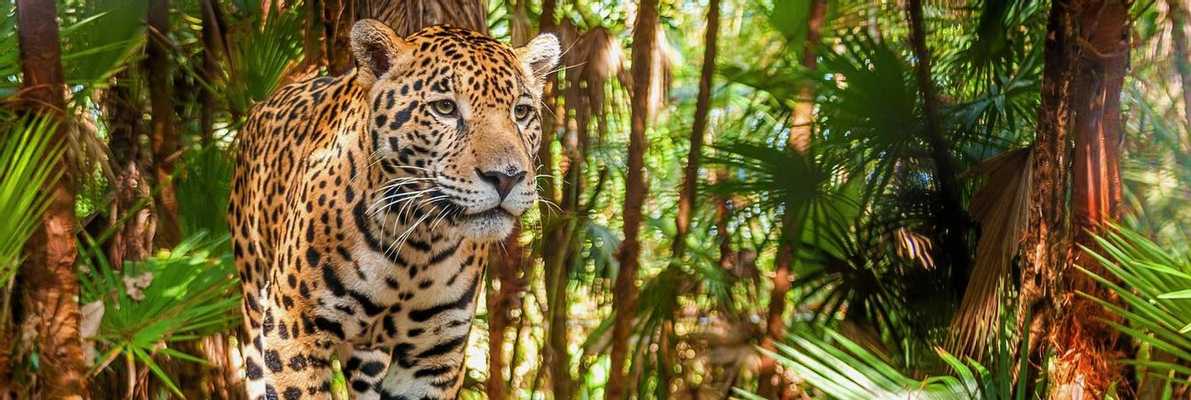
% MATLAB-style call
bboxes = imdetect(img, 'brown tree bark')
[1019,0,1131,398]
[482,8,533,398]
[906,0,971,290]
[324,0,356,75]
[529,2,578,399]
[303,0,325,69]
[13,0,88,397]
[103,73,154,268]
[148,0,181,248]
[536,0,560,206]
[199,0,227,146]
[607,0,659,398]
[320,0,488,76]
[671,0,720,260]
[756,1,826,398]
[1049,0,1131,397]
[1171,0,1191,129]
[486,224,526,400]
[364,0,488,37]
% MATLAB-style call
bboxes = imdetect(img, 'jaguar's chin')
[456,207,516,243]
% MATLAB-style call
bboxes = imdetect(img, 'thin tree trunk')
[607,0,659,398]
[324,0,355,75]
[660,2,720,395]
[199,0,226,146]
[148,0,180,248]
[483,9,532,399]
[486,224,525,400]
[672,0,720,260]
[1171,0,1191,129]
[103,73,154,269]
[756,1,826,397]
[756,243,794,399]
[532,2,578,399]
[906,0,971,292]
[537,0,560,205]
[713,170,734,272]
[14,0,88,397]
[303,0,324,69]
[787,0,826,153]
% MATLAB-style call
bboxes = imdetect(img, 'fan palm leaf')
[0,115,64,284]
[1078,226,1191,385]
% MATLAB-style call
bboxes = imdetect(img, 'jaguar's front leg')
[247,304,338,400]
[339,346,391,399]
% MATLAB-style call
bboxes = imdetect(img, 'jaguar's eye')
[431,100,458,116]
[513,104,532,121]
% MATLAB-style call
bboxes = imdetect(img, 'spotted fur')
[228,20,559,400]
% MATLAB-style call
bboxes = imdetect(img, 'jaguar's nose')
[476,168,527,200]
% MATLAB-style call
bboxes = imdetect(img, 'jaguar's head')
[352,20,559,243]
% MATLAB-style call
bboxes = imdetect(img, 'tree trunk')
[787,0,826,153]
[199,0,226,146]
[671,0,720,260]
[1171,0,1191,129]
[486,224,525,400]
[607,0,658,398]
[103,73,154,269]
[482,8,532,399]
[324,0,356,75]
[537,0,560,206]
[756,1,825,397]
[530,2,578,399]
[756,244,794,399]
[1048,0,1131,397]
[906,0,971,292]
[303,0,324,69]
[14,0,88,397]
[1019,0,1131,398]
[148,0,180,248]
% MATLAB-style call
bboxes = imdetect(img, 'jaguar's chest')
[310,223,486,347]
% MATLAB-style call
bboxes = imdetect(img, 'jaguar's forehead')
[399,25,527,106]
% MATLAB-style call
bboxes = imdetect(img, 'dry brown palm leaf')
[369,0,489,36]
[564,26,624,144]
[947,147,1033,358]
[893,227,936,270]
[618,25,672,121]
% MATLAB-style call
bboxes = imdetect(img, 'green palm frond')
[1078,227,1191,386]
[176,144,234,240]
[59,0,147,95]
[223,3,304,117]
[0,1,146,98]
[79,232,241,398]
[815,33,922,203]
[0,1,17,93]
[0,115,64,284]
[736,317,1039,400]
[704,140,837,213]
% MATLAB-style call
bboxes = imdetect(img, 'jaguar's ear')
[515,33,561,82]
[351,19,411,83]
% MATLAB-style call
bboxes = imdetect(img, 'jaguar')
[228,19,558,400]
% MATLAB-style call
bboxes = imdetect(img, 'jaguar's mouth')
[455,206,516,243]
[459,207,514,222]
